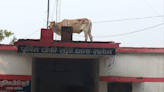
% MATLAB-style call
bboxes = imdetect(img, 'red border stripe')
[116,47,164,53]
[14,41,119,48]
[1,45,164,53]
[0,45,17,50]
[0,75,163,82]
[0,75,31,80]
[144,77,164,82]
[100,76,164,82]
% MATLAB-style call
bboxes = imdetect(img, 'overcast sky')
[0,0,163,47]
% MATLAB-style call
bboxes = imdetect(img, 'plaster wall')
[99,52,164,92]
[100,53,164,77]
[0,50,32,75]
[132,82,164,92]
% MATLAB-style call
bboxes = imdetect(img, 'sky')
[0,0,163,47]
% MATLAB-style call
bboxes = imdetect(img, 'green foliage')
[4,30,14,37]
[9,36,17,45]
[0,29,17,45]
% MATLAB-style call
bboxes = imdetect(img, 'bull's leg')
[88,32,93,42]
[84,31,88,41]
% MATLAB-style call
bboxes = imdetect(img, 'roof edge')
[0,44,18,50]
[116,47,164,53]
[0,44,164,53]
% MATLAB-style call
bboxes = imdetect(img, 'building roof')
[1,44,164,53]
[0,44,18,50]
[14,39,120,48]
[2,29,163,53]
[117,47,164,53]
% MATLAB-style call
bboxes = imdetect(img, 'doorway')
[108,82,132,92]
[31,58,99,92]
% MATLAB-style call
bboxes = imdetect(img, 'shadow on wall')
[0,56,8,74]
[0,51,32,75]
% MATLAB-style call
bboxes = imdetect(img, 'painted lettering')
[18,46,115,55]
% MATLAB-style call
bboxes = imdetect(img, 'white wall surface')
[99,52,164,92]
[132,82,164,92]
[100,53,164,77]
[0,50,163,92]
[98,81,164,92]
[0,50,32,75]
[99,81,107,92]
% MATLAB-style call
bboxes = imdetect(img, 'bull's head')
[48,21,61,35]
[48,21,56,28]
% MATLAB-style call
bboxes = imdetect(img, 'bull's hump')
[62,18,90,21]
[61,18,91,25]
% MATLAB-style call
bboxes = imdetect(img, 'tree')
[0,29,17,45]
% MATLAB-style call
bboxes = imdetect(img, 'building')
[0,28,164,92]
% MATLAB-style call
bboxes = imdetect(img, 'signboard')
[0,75,31,92]
[17,46,115,55]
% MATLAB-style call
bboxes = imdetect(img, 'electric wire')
[23,25,47,39]
[104,56,115,70]
[58,15,163,25]
[142,0,160,15]
[51,0,56,20]
[74,23,164,38]
[23,16,163,38]
[92,15,163,23]
[49,11,53,21]
[45,15,164,24]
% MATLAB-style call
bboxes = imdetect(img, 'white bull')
[49,18,93,42]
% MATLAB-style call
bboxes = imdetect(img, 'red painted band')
[116,47,164,53]
[144,77,164,82]
[100,76,164,82]
[0,75,31,80]
[14,41,119,48]
[0,45,17,50]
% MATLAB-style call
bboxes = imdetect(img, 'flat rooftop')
[14,39,120,48]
